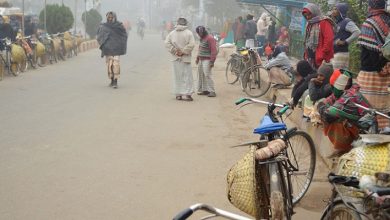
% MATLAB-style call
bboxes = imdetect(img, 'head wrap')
[330,69,352,97]
[335,3,349,19]
[106,11,117,23]
[303,3,322,17]
[369,0,386,9]
[272,45,283,58]
[195,26,208,38]
[177,17,188,26]
[296,60,315,78]
[317,62,334,83]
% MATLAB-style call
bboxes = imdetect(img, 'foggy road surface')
[0,33,330,219]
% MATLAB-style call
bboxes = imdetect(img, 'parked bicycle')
[173,203,252,220]
[0,37,23,79]
[233,98,316,212]
[225,47,271,97]
[321,172,390,220]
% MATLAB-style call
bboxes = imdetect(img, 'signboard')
[289,8,303,32]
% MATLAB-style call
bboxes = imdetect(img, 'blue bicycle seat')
[253,115,287,135]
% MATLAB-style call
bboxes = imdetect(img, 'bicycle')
[0,38,22,79]
[321,172,390,220]
[355,103,390,135]
[225,47,271,98]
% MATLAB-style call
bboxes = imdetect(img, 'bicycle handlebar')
[354,103,390,120]
[235,98,289,116]
[173,204,252,220]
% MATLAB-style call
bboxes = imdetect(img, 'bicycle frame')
[173,203,253,220]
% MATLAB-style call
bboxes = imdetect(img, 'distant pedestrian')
[195,26,218,97]
[256,13,268,55]
[244,14,257,48]
[165,17,196,101]
[331,3,361,69]
[302,3,335,69]
[232,16,245,49]
[357,0,390,129]
[97,11,128,89]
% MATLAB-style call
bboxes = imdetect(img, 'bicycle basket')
[36,41,46,57]
[227,146,268,219]
[10,44,26,63]
[336,143,390,180]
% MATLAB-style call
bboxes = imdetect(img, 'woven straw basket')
[227,145,269,219]
[35,42,46,57]
[10,44,26,63]
[337,143,390,179]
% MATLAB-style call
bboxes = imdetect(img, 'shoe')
[182,95,193,101]
[112,79,118,89]
[176,96,182,100]
[197,91,210,95]
[207,92,216,97]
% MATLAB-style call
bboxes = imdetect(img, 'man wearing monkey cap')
[165,17,196,101]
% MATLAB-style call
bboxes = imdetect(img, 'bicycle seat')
[253,115,287,135]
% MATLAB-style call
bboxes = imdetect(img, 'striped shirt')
[198,35,217,63]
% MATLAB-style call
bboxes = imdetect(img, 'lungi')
[357,70,390,128]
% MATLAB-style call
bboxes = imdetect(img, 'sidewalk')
[218,47,334,169]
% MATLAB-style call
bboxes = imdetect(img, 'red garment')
[198,35,217,63]
[305,19,334,68]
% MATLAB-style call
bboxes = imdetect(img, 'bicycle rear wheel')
[242,64,271,98]
[10,62,20,76]
[286,131,316,205]
[225,59,239,84]
[321,202,361,220]
[20,57,28,72]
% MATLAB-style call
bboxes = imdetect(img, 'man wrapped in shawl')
[97,12,128,89]
[318,69,371,156]
[302,3,335,69]
[357,0,390,129]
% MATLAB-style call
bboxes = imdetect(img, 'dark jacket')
[0,23,16,42]
[244,20,257,40]
[97,21,128,56]
[291,74,317,106]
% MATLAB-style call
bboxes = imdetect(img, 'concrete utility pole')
[84,0,87,39]
[74,0,77,34]
[22,0,25,36]
[44,0,47,32]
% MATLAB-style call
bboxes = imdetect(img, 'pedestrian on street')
[195,26,218,97]
[256,13,268,56]
[165,17,196,101]
[244,14,258,48]
[302,3,335,69]
[331,3,361,69]
[97,11,128,89]
[357,0,390,129]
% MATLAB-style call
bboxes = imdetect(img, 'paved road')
[0,33,330,219]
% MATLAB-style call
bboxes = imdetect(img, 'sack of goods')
[10,44,26,63]
[35,41,46,57]
[52,38,61,52]
[337,140,390,179]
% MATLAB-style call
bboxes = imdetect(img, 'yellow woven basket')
[227,146,269,219]
[35,41,45,57]
[10,44,26,63]
[336,143,390,179]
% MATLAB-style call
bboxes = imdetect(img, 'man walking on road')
[97,11,128,89]
[195,26,218,97]
[165,17,196,101]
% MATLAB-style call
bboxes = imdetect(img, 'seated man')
[264,45,292,88]
[318,69,371,157]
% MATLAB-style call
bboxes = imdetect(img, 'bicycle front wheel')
[225,59,239,84]
[321,202,361,220]
[286,131,316,205]
[242,64,271,97]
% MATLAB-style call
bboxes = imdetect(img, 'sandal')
[182,95,193,101]
[176,96,182,100]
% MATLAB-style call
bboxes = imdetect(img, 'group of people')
[287,0,390,157]
[232,13,289,56]
[97,14,217,99]
[96,1,389,155]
